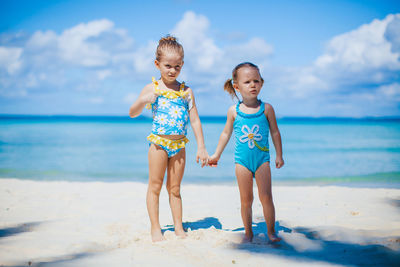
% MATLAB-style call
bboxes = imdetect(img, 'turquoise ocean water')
[0,116,399,187]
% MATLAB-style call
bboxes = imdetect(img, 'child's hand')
[196,147,209,168]
[208,154,219,167]
[275,157,284,169]
[141,91,160,105]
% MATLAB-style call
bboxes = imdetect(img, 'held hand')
[207,154,219,167]
[196,148,209,168]
[275,157,284,169]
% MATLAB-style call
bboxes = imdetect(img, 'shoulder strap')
[179,81,185,92]
[152,77,160,92]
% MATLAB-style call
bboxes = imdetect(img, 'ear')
[154,60,160,70]
[233,82,239,91]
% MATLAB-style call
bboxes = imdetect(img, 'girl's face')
[233,67,263,99]
[155,52,184,84]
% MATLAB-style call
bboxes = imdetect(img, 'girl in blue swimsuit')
[209,62,284,243]
[129,36,209,242]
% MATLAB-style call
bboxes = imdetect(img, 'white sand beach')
[1,178,400,266]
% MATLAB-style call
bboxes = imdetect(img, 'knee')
[259,192,273,205]
[167,185,181,198]
[148,182,163,196]
[241,195,253,208]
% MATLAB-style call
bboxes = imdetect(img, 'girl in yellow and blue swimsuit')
[129,36,209,242]
[209,62,284,243]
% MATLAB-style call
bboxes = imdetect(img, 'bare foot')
[241,233,253,243]
[268,232,281,243]
[151,228,165,242]
[175,228,187,238]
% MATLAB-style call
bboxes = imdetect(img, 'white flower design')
[159,98,170,109]
[239,125,262,149]
[169,106,182,119]
[168,119,177,127]
[155,114,168,125]
[176,120,184,130]
[157,127,166,134]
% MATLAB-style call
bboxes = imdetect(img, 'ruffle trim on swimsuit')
[146,77,189,109]
[147,133,189,150]
[236,100,265,118]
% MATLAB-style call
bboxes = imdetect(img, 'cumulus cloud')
[171,11,223,72]
[0,46,23,74]
[0,11,399,116]
[0,19,137,99]
[268,13,400,116]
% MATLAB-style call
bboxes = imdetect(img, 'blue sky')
[0,0,399,117]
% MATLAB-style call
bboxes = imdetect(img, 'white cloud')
[132,41,157,73]
[314,14,400,81]
[1,12,399,116]
[171,11,223,72]
[58,19,115,67]
[26,30,57,49]
[377,83,400,100]
[274,14,400,102]
[0,19,137,96]
[0,46,23,74]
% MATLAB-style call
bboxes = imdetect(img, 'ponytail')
[224,78,239,100]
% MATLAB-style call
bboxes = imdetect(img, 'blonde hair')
[156,35,184,61]
[224,62,264,100]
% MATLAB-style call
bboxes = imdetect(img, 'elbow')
[272,131,281,139]
[129,110,138,118]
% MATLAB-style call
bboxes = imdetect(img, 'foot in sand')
[241,233,253,243]
[151,228,165,242]
[174,228,187,238]
[267,232,281,243]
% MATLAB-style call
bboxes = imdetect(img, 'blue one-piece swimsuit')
[234,101,270,176]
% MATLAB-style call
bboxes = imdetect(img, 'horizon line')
[0,114,399,121]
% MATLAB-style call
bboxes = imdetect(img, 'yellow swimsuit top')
[147,77,192,136]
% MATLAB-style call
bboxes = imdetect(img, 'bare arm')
[265,103,284,169]
[208,106,236,167]
[188,89,209,167]
[129,84,157,118]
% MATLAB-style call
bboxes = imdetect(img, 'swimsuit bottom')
[147,133,189,158]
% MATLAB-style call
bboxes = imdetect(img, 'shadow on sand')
[2,252,97,267]
[162,216,222,233]
[0,222,42,239]
[0,222,100,267]
[162,218,400,266]
[232,221,400,266]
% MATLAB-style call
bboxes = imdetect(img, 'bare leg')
[255,162,281,243]
[235,164,254,242]
[147,144,168,242]
[166,148,186,238]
